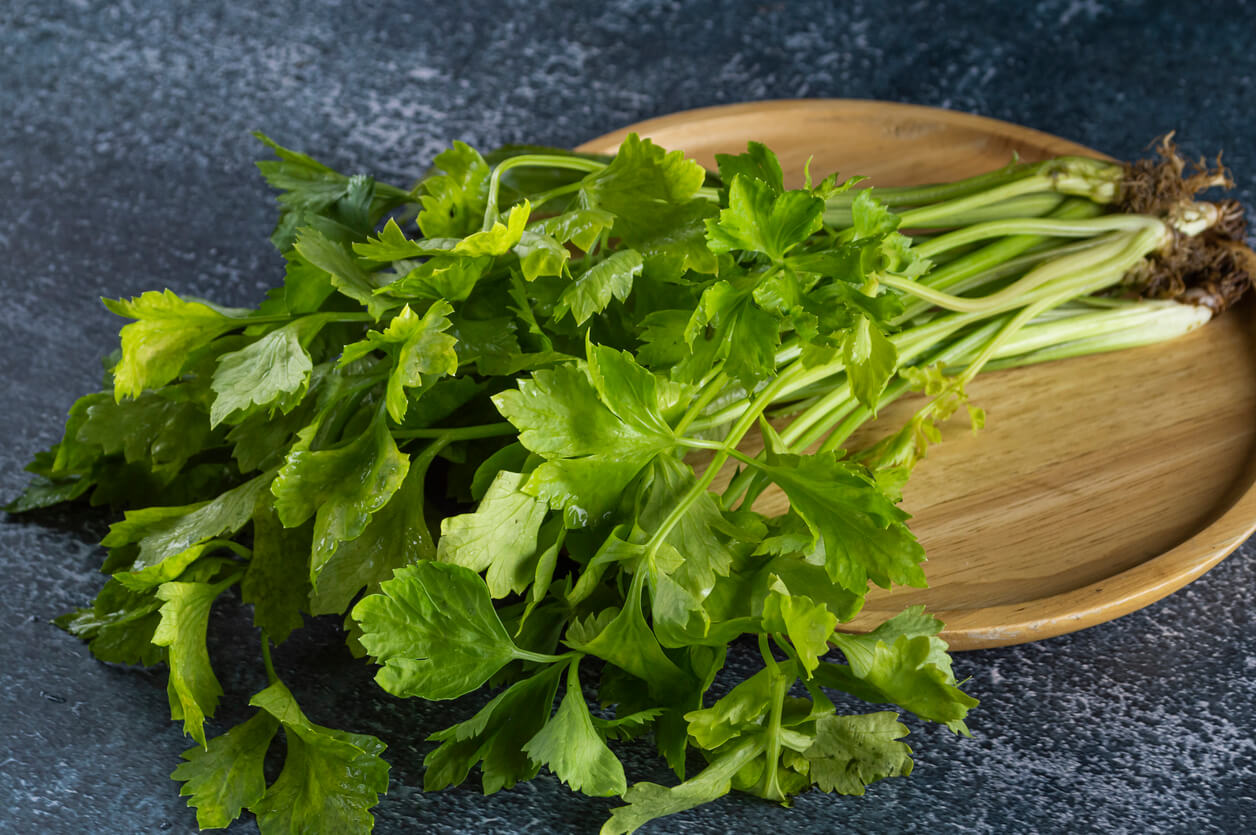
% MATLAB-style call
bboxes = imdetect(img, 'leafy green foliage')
[104,290,251,400]
[172,711,279,829]
[13,133,1073,835]
[271,411,410,582]
[152,576,237,747]
[804,712,914,795]
[249,681,390,834]
[522,659,627,797]
[353,561,538,700]
[340,302,459,422]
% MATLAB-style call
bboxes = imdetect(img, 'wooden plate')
[578,99,1256,650]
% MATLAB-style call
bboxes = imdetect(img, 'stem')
[915,214,1162,260]
[647,368,800,561]
[514,647,574,665]
[483,154,607,230]
[260,634,278,684]
[391,422,516,441]
[673,371,730,436]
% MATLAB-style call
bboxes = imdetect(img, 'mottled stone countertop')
[2,1,1254,832]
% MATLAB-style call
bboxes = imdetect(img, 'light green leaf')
[310,443,437,616]
[352,561,530,700]
[424,663,565,794]
[804,712,913,795]
[293,227,393,320]
[600,736,764,835]
[493,361,676,527]
[103,290,249,400]
[209,321,317,427]
[452,201,531,256]
[248,680,389,835]
[705,176,824,261]
[153,576,236,747]
[842,314,897,413]
[824,607,977,731]
[850,189,900,240]
[529,208,615,252]
[417,140,491,239]
[103,473,270,581]
[749,450,925,594]
[523,660,627,797]
[271,411,410,583]
[340,302,458,422]
[683,665,779,750]
[384,253,491,301]
[565,590,691,699]
[171,711,279,829]
[760,579,838,677]
[438,470,548,598]
[556,249,642,325]
[352,217,435,261]
[514,230,570,280]
[714,142,785,195]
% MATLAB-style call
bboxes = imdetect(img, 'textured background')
[3,0,1255,832]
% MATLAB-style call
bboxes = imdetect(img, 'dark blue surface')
[2,1,1255,832]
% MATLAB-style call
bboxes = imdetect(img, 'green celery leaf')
[555,249,642,325]
[565,591,692,699]
[424,663,565,794]
[209,320,320,427]
[600,736,764,835]
[54,579,165,667]
[705,176,824,262]
[451,202,530,257]
[352,217,437,261]
[593,707,664,742]
[523,659,627,797]
[529,208,615,252]
[383,254,491,302]
[310,443,437,616]
[103,290,250,400]
[842,314,897,413]
[153,575,237,747]
[438,470,548,599]
[248,680,389,835]
[104,473,270,582]
[352,561,530,700]
[804,712,913,795]
[684,280,780,389]
[241,497,312,643]
[684,664,779,749]
[171,711,279,829]
[714,142,785,194]
[760,578,838,677]
[293,228,393,320]
[514,230,570,281]
[417,140,491,239]
[850,188,900,240]
[750,450,925,594]
[824,607,977,731]
[339,302,458,423]
[271,411,410,584]
[581,134,707,241]
[72,390,218,479]
[493,356,676,527]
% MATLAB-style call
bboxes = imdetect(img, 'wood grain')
[577,99,1256,650]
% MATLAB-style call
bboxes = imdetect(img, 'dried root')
[1118,134,1255,313]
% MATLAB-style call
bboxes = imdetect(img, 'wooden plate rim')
[576,98,1256,650]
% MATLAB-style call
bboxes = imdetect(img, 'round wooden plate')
[578,99,1256,650]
